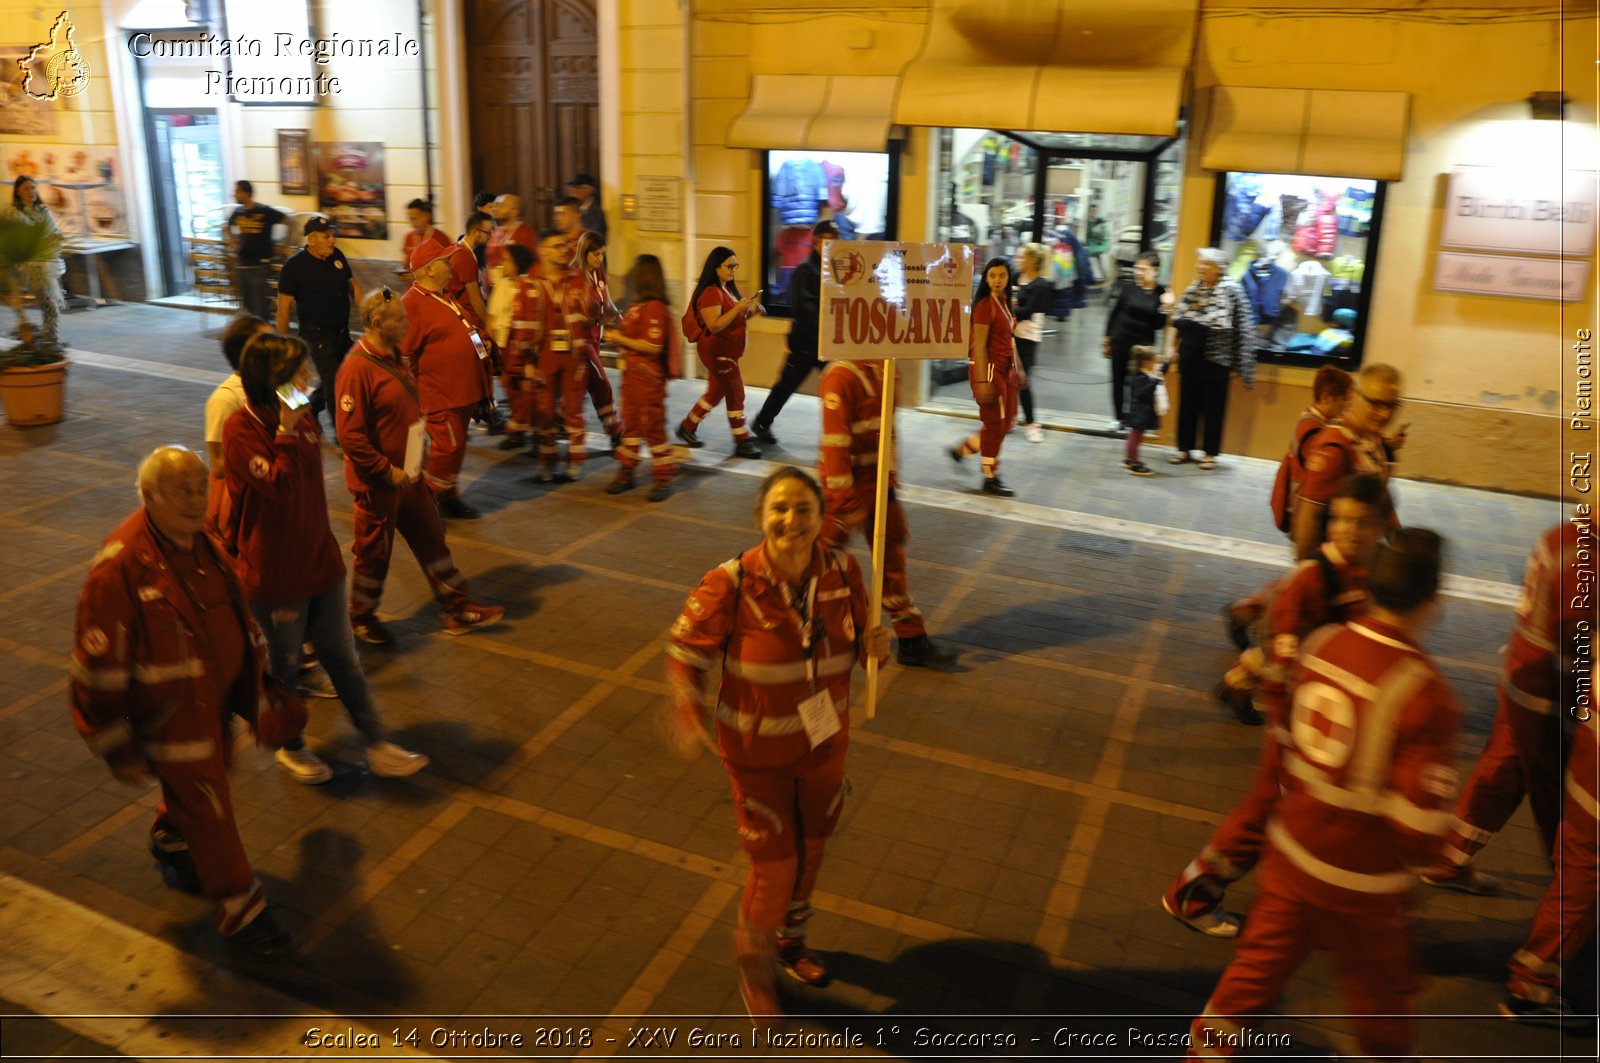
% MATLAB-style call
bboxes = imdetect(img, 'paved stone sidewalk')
[0,304,1589,1061]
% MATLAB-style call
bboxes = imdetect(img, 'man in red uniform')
[1188,529,1461,1062]
[400,198,451,269]
[1224,364,1353,649]
[1291,362,1405,559]
[1164,476,1389,937]
[447,210,495,332]
[1420,513,1594,894]
[509,229,589,482]
[818,358,956,668]
[336,289,505,644]
[69,446,306,956]
[485,194,535,275]
[403,240,491,519]
[1501,699,1596,1026]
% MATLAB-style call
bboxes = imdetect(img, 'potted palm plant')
[0,210,69,426]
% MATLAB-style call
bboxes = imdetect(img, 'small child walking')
[1123,345,1167,476]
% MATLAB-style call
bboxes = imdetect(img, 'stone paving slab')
[0,304,1590,1062]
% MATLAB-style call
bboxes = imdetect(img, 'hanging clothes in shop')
[1242,258,1290,325]
[1286,258,1332,318]
[1049,229,1090,317]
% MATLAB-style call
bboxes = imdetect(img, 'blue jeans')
[250,582,387,745]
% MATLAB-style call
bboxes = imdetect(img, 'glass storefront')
[761,149,896,312]
[1211,171,1385,367]
[928,127,1185,425]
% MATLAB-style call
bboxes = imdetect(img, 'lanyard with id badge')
[428,291,490,361]
[789,575,840,748]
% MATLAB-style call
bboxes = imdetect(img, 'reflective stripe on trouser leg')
[715,356,750,441]
[155,766,254,916]
[859,496,925,639]
[395,479,471,612]
[350,488,402,616]
[685,348,724,430]
[1507,750,1599,999]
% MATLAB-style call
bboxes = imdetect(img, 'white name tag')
[796,687,840,748]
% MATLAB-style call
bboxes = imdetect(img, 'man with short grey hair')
[69,446,306,957]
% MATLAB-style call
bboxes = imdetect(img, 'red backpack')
[681,295,707,343]
[1269,417,1323,534]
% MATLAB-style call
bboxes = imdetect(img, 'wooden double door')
[464,0,599,230]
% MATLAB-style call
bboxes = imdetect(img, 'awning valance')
[1200,86,1411,181]
[726,75,903,152]
[892,0,1198,136]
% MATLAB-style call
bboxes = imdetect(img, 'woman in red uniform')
[665,468,890,1019]
[948,257,1023,496]
[676,246,763,458]
[604,254,681,501]
[570,230,622,448]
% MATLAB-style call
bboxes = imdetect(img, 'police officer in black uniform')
[276,216,363,428]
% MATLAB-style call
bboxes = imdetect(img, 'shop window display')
[1212,171,1385,366]
[762,150,894,313]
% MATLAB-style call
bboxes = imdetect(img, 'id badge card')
[468,328,489,360]
[796,687,840,748]
[552,329,571,354]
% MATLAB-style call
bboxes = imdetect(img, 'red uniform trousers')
[724,733,848,976]
[350,480,471,619]
[957,360,1018,473]
[1506,719,1597,1003]
[151,765,263,935]
[682,349,752,442]
[1164,732,1282,918]
[422,404,474,502]
[535,352,589,469]
[821,493,925,640]
[617,376,674,486]
[1188,882,1418,1061]
[1435,683,1567,871]
[582,343,620,438]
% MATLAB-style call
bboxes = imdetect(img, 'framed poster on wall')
[313,141,386,240]
[278,129,310,196]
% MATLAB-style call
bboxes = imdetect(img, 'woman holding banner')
[948,258,1023,496]
[664,468,890,1020]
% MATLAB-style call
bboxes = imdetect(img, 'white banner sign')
[819,241,974,361]
[1440,166,1597,256]
[1434,252,1590,302]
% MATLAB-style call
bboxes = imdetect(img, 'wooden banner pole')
[864,357,896,719]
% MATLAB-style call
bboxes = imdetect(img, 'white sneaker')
[1105,420,1126,433]
[1024,423,1044,443]
[275,747,332,784]
[1161,894,1242,938]
[367,740,428,778]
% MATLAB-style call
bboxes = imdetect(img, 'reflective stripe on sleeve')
[145,738,216,763]
[86,718,135,755]
[823,474,853,490]
[666,644,714,671]
[70,660,129,692]
[131,659,206,684]
[1504,682,1555,715]
[819,433,852,448]
[1281,751,1451,835]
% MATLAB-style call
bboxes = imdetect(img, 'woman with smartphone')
[223,332,427,783]
[676,246,763,458]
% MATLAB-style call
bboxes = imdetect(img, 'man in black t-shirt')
[228,180,285,320]
[276,216,363,426]
[751,218,836,445]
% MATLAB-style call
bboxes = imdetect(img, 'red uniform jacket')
[509,273,567,375]
[334,338,423,494]
[401,285,490,412]
[667,544,869,769]
[695,286,746,362]
[69,510,305,775]
[571,269,613,359]
[485,222,534,273]
[617,299,678,394]
[222,404,346,605]
[1264,542,1368,680]
[402,226,450,265]
[818,361,896,515]
[972,293,1017,369]
[1299,421,1391,506]
[1264,618,1461,912]
[1505,517,1595,710]
[443,242,486,329]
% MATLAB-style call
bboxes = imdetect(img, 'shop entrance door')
[930,130,1184,428]
[144,110,224,297]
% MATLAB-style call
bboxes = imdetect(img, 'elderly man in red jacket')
[336,288,504,644]
[69,446,307,956]
[404,240,492,519]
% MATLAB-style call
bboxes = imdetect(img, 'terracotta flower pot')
[0,359,69,426]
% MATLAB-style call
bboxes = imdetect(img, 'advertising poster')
[1,144,128,237]
[314,140,387,239]
[278,129,311,196]
[819,241,975,361]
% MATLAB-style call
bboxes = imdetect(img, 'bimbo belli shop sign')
[1440,165,1596,256]
[820,242,975,361]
